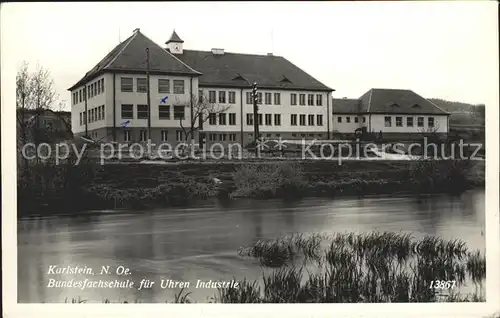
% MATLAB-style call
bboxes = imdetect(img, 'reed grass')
[230,231,486,303]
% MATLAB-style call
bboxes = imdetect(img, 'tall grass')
[227,232,486,303]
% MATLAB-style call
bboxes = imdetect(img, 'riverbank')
[17,159,485,216]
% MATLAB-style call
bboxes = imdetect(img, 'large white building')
[332,88,451,140]
[68,29,334,146]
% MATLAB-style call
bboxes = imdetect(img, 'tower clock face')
[174,44,179,51]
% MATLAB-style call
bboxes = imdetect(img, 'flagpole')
[146,48,152,156]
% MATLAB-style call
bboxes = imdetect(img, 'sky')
[1,1,498,111]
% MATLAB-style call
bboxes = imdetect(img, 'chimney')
[211,48,224,55]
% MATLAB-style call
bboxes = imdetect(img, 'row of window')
[207,133,238,142]
[122,129,185,142]
[121,78,185,94]
[203,90,237,104]
[120,104,185,120]
[384,116,435,128]
[248,133,324,139]
[208,113,237,125]
[337,116,367,124]
[335,115,437,128]
[79,105,105,126]
[243,92,323,106]
[290,114,324,126]
[73,79,105,105]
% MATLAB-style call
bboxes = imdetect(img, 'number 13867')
[429,280,456,289]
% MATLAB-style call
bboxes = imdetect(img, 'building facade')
[68,29,334,147]
[332,88,451,140]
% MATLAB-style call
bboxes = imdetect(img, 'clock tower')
[166,30,184,55]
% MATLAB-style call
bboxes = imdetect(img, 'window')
[276,133,281,137]
[159,105,170,119]
[83,112,87,124]
[266,133,271,138]
[97,107,101,120]
[229,133,236,141]
[124,130,131,142]
[97,81,101,94]
[246,92,252,104]
[317,115,323,126]
[428,117,435,127]
[229,113,236,125]
[354,117,359,123]
[121,77,133,92]
[291,114,297,126]
[79,113,83,126]
[102,105,105,120]
[158,79,170,93]
[209,113,217,125]
[265,114,272,125]
[363,117,366,123]
[291,93,297,105]
[90,84,94,98]
[385,116,392,127]
[308,94,314,106]
[229,91,236,104]
[137,105,148,119]
[173,80,185,94]
[396,117,403,127]
[301,134,306,137]
[257,114,263,125]
[274,93,281,105]
[299,114,306,126]
[219,133,226,141]
[417,117,424,127]
[90,109,94,122]
[87,86,90,98]
[174,106,185,120]
[407,117,413,127]
[265,93,272,105]
[161,130,168,142]
[316,94,322,106]
[209,134,217,141]
[198,90,204,103]
[136,78,147,93]
[176,130,183,141]
[79,90,82,103]
[101,79,105,93]
[199,115,204,130]
[299,94,305,105]
[346,117,351,123]
[292,133,297,137]
[139,130,147,142]
[274,114,281,126]
[219,113,227,125]
[246,113,254,125]
[219,91,226,103]
[257,93,262,104]
[121,104,133,119]
[208,91,216,103]
[83,88,86,100]
[94,82,98,96]
[308,114,314,126]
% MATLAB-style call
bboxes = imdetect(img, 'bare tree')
[174,92,230,146]
[16,62,59,167]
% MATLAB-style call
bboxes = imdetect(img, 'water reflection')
[18,190,485,303]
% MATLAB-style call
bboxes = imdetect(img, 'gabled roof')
[332,98,361,113]
[357,88,450,115]
[68,30,200,90]
[176,50,334,91]
[166,30,184,44]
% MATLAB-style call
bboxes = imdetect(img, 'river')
[18,189,485,303]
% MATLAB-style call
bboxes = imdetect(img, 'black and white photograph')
[2,1,499,317]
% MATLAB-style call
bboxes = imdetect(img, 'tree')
[175,92,230,149]
[16,61,59,167]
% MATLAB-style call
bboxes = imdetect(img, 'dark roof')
[332,98,361,113]
[68,30,200,90]
[348,88,450,115]
[166,30,184,44]
[176,49,334,91]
